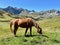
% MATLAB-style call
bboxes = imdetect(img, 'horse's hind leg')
[14,25,18,37]
[25,27,28,36]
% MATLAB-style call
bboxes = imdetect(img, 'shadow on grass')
[15,35,41,37]
[15,34,49,38]
[53,39,60,43]
[41,34,49,38]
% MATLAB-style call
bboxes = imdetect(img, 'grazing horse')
[10,18,42,37]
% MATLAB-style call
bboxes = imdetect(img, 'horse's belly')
[20,25,27,28]
[19,23,33,28]
[19,23,28,28]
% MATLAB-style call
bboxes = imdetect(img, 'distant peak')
[6,6,13,8]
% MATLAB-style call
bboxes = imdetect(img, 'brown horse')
[10,18,42,37]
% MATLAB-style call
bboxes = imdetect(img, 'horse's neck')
[34,23,38,28]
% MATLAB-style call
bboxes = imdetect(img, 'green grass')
[0,16,60,45]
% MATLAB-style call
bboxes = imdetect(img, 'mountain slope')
[0,6,60,20]
[0,9,14,20]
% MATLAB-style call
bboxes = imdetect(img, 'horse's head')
[37,26,42,34]
[34,23,42,34]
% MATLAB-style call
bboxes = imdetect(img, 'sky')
[0,0,60,11]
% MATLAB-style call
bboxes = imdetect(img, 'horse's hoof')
[24,35,26,37]
[14,35,18,37]
[30,35,32,36]
[40,33,42,34]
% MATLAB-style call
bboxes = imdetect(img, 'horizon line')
[0,6,60,12]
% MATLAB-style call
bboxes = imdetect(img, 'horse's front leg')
[14,25,18,37]
[25,27,28,36]
[30,27,32,36]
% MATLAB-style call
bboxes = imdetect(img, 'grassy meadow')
[0,16,60,45]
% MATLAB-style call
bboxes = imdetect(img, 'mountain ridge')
[0,6,35,14]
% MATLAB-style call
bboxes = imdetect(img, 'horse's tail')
[10,22,13,33]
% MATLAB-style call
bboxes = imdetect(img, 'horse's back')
[10,18,35,28]
[18,18,34,28]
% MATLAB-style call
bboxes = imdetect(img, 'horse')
[10,18,42,37]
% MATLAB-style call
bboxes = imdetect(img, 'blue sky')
[0,0,60,11]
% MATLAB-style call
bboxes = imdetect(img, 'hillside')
[0,10,15,21]
[0,10,10,18]
[0,6,60,20]
[0,6,60,16]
